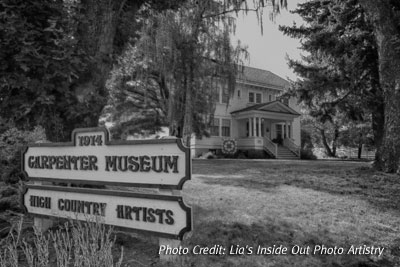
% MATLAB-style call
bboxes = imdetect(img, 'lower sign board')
[23,185,192,240]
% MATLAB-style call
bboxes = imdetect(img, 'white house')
[191,66,301,159]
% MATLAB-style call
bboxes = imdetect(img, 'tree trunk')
[75,0,138,128]
[371,101,385,166]
[360,0,400,173]
[319,128,334,157]
[331,127,339,157]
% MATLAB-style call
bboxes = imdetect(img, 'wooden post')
[158,189,182,262]
[33,181,53,232]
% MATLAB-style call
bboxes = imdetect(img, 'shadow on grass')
[195,160,400,212]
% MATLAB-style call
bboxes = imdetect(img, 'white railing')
[264,137,278,158]
[283,138,300,157]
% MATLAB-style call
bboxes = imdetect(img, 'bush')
[300,148,317,160]
[0,126,47,184]
[0,217,124,267]
[272,136,283,145]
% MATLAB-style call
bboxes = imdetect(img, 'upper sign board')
[22,128,191,189]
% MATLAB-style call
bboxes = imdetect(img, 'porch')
[231,101,301,159]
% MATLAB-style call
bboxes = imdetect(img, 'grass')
[173,160,400,267]
[1,159,400,266]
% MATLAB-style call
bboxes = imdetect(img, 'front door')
[276,124,282,139]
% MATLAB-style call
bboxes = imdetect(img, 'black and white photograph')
[1,0,400,266]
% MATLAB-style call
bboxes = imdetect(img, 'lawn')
[3,159,400,266]
[166,159,400,267]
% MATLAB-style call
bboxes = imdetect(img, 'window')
[256,93,262,103]
[249,92,255,103]
[269,94,272,102]
[210,118,220,136]
[213,87,220,103]
[249,92,261,103]
[237,90,241,98]
[282,98,289,106]
[221,87,229,104]
[221,119,230,137]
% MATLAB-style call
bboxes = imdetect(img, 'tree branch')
[201,7,261,19]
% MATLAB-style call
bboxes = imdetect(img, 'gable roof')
[231,101,300,116]
[237,66,289,88]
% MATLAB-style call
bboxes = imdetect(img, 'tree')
[280,0,384,159]
[357,0,400,172]
[339,121,373,159]
[106,1,251,140]
[0,0,185,141]
[0,0,93,141]
[1,0,287,142]
[74,0,289,141]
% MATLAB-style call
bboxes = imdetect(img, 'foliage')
[300,148,317,160]
[0,0,288,143]
[0,123,46,184]
[0,218,123,267]
[301,114,342,157]
[338,121,373,149]
[280,0,383,149]
[300,128,313,150]
[0,0,93,141]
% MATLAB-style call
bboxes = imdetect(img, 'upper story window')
[249,92,262,104]
[256,93,262,104]
[237,90,241,98]
[249,92,254,103]
[221,87,229,104]
[281,97,289,106]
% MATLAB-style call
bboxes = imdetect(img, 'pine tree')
[280,0,383,160]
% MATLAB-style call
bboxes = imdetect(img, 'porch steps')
[277,146,299,160]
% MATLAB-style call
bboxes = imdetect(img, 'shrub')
[0,126,47,184]
[272,136,283,145]
[0,217,124,267]
[300,148,317,160]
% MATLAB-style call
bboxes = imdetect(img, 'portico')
[230,101,301,157]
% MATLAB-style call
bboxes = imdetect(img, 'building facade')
[191,66,301,159]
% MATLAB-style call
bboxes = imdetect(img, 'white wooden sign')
[23,185,192,240]
[22,128,191,189]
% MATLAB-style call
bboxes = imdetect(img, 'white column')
[253,117,257,137]
[270,123,274,139]
[289,121,293,139]
[258,117,262,137]
[248,118,251,137]
[285,121,288,139]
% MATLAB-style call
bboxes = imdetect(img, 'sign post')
[22,127,192,259]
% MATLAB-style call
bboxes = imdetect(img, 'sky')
[232,0,306,81]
